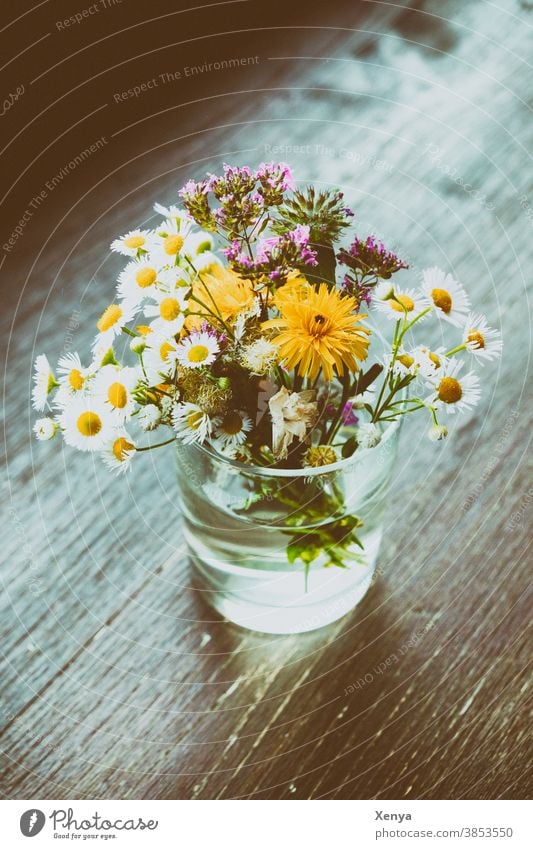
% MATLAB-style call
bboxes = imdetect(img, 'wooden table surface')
[1,0,531,799]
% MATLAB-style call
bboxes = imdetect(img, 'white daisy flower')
[385,348,418,379]
[150,217,193,267]
[142,288,188,335]
[153,201,193,224]
[92,364,140,421]
[357,422,381,449]
[181,230,222,271]
[241,337,278,374]
[54,352,94,407]
[110,229,154,257]
[213,410,252,449]
[142,335,180,383]
[57,396,116,452]
[32,354,57,411]
[411,345,447,379]
[172,402,212,444]
[93,301,138,353]
[422,266,470,327]
[101,431,136,474]
[33,417,57,441]
[117,258,163,303]
[462,313,503,363]
[136,403,162,431]
[190,249,222,272]
[156,265,192,295]
[175,331,219,369]
[425,359,481,415]
[374,284,430,322]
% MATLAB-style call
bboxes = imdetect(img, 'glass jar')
[176,419,400,634]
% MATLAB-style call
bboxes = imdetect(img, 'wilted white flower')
[268,386,318,460]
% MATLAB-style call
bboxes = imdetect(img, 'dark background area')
[1,0,531,800]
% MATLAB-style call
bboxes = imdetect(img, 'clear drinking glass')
[176,419,400,634]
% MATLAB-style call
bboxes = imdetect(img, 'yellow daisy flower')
[263,283,370,380]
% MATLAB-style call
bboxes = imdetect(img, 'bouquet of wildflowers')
[33,163,501,569]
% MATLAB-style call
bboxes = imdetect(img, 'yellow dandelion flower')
[263,283,370,381]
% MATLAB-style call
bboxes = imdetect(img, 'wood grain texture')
[1,0,531,799]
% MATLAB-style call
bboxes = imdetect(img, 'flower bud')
[130,337,146,355]
[428,424,448,442]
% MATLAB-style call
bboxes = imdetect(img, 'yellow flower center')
[135,267,157,288]
[398,354,414,368]
[97,304,123,332]
[76,411,102,437]
[438,377,462,404]
[163,234,184,255]
[467,329,485,349]
[187,344,209,363]
[431,288,452,313]
[187,411,204,430]
[159,342,174,361]
[160,297,181,321]
[221,411,243,435]
[107,382,127,408]
[68,368,85,390]
[429,351,441,368]
[124,235,145,249]
[390,294,415,312]
[136,325,152,336]
[112,436,134,461]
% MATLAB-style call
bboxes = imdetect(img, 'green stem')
[445,343,466,357]
[136,436,177,452]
